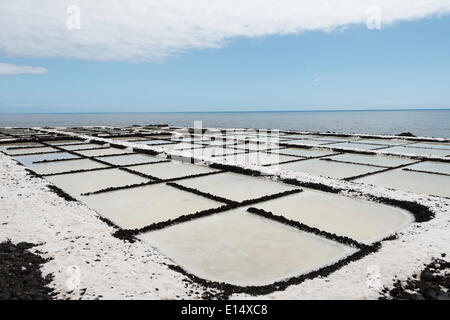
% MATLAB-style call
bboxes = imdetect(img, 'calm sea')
[1,110,449,138]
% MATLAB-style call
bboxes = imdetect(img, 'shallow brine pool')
[99,153,162,166]
[75,147,131,157]
[80,183,224,229]
[356,168,450,198]
[176,172,298,202]
[46,168,150,197]
[140,208,356,286]
[254,189,413,243]
[29,158,107,175]
[327,153,416,167]
[128,161,219,180]
[278,158,382,179]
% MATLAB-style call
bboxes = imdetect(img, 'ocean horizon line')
[1,108,450,115]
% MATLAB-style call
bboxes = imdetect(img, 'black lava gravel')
[382,257,450,300]
[0,241,55,300]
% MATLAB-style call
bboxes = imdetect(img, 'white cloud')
[0,1,449,62]
[313,77,320,83]
[0,63,48,75]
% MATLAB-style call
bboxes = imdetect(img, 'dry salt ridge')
[0,125,449,300]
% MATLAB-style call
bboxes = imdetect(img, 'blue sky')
[1,6,450,113]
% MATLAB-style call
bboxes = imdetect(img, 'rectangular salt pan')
[214,151,300,166]
[284,139,331,146]
[75,147,131,157]
[255,190,413,243]
[176,172,298,202]
[59,143,106,151]
[382,146,450,158]
[99,154,162,166]
[29,158,108,175]
[140,208,356,286]
[5,146,59,155]
[275,148,337,158]
[356,169,450,198]
[356,138,409,146]
[404,161,450,175]
[325,142,386,151]
[43,140,84,145]
[407,142,450,150]
[46,168,149,197]
[13,152,79,166]
[133,139,174,145]
[279,158,382,179]
[80,184,223,229]
[327,153,415,167]
[233,143,279,151]
[180,146,244,157]
[128,161,219,179]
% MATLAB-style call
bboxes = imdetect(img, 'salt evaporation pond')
[327,153,416,167]
[278,158,382,179]
[100,154,162,166]
[176,172,297,202]
[128,161,218,180]
[5,146,59,155]
[254,189,414,243]
[356,168,450,198]
[275,148,337,158]
[30,158,108,175]
[46,168,149,197]
[140,208,356,286]
[382,146,450,158]
[80,184,223,229]
[13,152,79,166]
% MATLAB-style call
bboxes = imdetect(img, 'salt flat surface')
[140,208,356,286]
[5,146,59,155]
[279,158,382,179]
[196,146,244,157]
[75,147,130,157]
[159,142,204,151]
[129,161,219,179]
[99,153,161,166]
[133,139,174,145]
[312,137,358,142]
[176,172,297,202]
[281,134,322,140]
[284,139,331,146]
[404,161,450,175]
[327,153,415,167]
[214,151,300,166]
[59,143,106,151]
[30,158,107,175]
[80,184,223,229]
[46,168,149,197]
[0,142,45,153]
[382,146,450,157]
[325,142,386,151]
[275,148,337,158]
[356,138,409,146]
[234,143,279,151]
[356,169,450,198]
[0,142,43,151]
[43,140,84,145]
[408,142,450,150]
[13,152,79,166]
[255,190,413,243]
